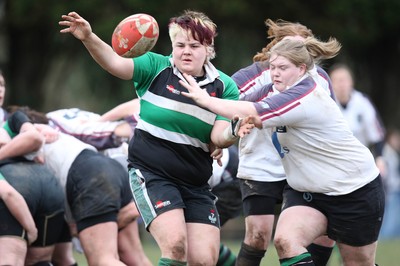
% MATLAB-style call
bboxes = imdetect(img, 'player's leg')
[212,179,242,266]
[274,187,328,265]
[27,211,68,265]
[0,182,29,266]
[236,179,286,266]
[337,241,377,266]
[130,168,189,264]
[183,181,221,265]
[118,217,152,266]
[274,205,327,265]
[307,235,335,266]
[51,242,77,266]
[67,151,128,265]
[149,209,188,264]
[79,221,124,266]
[186,223,220,265]
[26,246,55,265]
[0,237,27,266]
[326,176,385,266]
[51,218,77,266]
[24,164,66,266]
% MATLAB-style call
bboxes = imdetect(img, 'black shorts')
[0,162,65,246]
[0,200,29,242]
[282,176,385,246]
[212,179,242,226]
[129,167,220,230]
[66,149,133,232]
[240,179,287,216]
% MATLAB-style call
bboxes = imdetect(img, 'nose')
[183,46,191,55]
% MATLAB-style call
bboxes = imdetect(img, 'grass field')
[74,236,400,265]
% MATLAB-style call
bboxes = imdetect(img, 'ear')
[299,63,307,75]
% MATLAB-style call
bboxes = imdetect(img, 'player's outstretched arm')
[0,179,38,244]
[59,11,133,80]
[180,73,258,119]
[99,99,140,122]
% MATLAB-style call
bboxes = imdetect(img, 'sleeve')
[253,77,316,128]
[253,92,302,128]
[3,111,31,138]
[231,62,271,99]
[133,52,170,97]
[216,74,240,121]
[359,94,386,156]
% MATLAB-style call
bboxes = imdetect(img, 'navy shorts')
[129,168,220,230]
[240,179,287,216]
[282,176,385,246]
[0,200,29,242]
[66,149,133,232]
[212,179,242,226]
[0,162,65,246]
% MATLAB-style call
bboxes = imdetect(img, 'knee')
[245,225,271,249]
[170,243,186,261]
[164,236,187,261]
[273,233,292,255]
[188,247,219,266]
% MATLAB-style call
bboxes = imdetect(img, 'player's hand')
[179,73,211,107]
[210,146,223,167]
[59,11,93,41]
[209,142,223,166]
[27,226,38,245]
[237,115,258,137]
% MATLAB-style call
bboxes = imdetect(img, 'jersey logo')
[276,126,287,133]
[272,130,289,158]
[303,192,313,202]
[166,85,181,95]
[208,209,217,224]
[154,200,171,209]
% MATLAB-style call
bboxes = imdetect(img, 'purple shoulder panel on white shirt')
[253,76,317,121]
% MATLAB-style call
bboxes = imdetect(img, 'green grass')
[74,237,400,265]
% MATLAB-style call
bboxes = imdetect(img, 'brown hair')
[169,10,217,61]
[253,19,314,62]
[269,37,341,70]
[6,105,49,124]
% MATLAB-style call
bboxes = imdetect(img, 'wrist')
[222,118,242,141]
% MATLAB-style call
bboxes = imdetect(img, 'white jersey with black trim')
[253,74,379,195]
[43,132,97,187]
[232,63,332,182]
[337,90,385,146]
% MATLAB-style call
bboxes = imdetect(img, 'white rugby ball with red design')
[111,13,159,58]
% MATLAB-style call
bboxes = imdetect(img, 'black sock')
[279,252,315,266]
[217,243,236,266]
[32,262,53,266]
[236,242,266,266]
[307,243,333,266]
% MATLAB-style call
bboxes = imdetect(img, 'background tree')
[1,0,399,128]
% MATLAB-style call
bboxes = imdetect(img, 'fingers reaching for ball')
[59,11,92,41]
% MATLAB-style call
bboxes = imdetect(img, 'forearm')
[0,131,43,160]
[211,120,238,148]
[3,186,36,234]
[100,100,139,121]
[82,33,133,80]
[203,97,258,119]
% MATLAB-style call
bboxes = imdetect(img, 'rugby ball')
[111,13,159,58]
